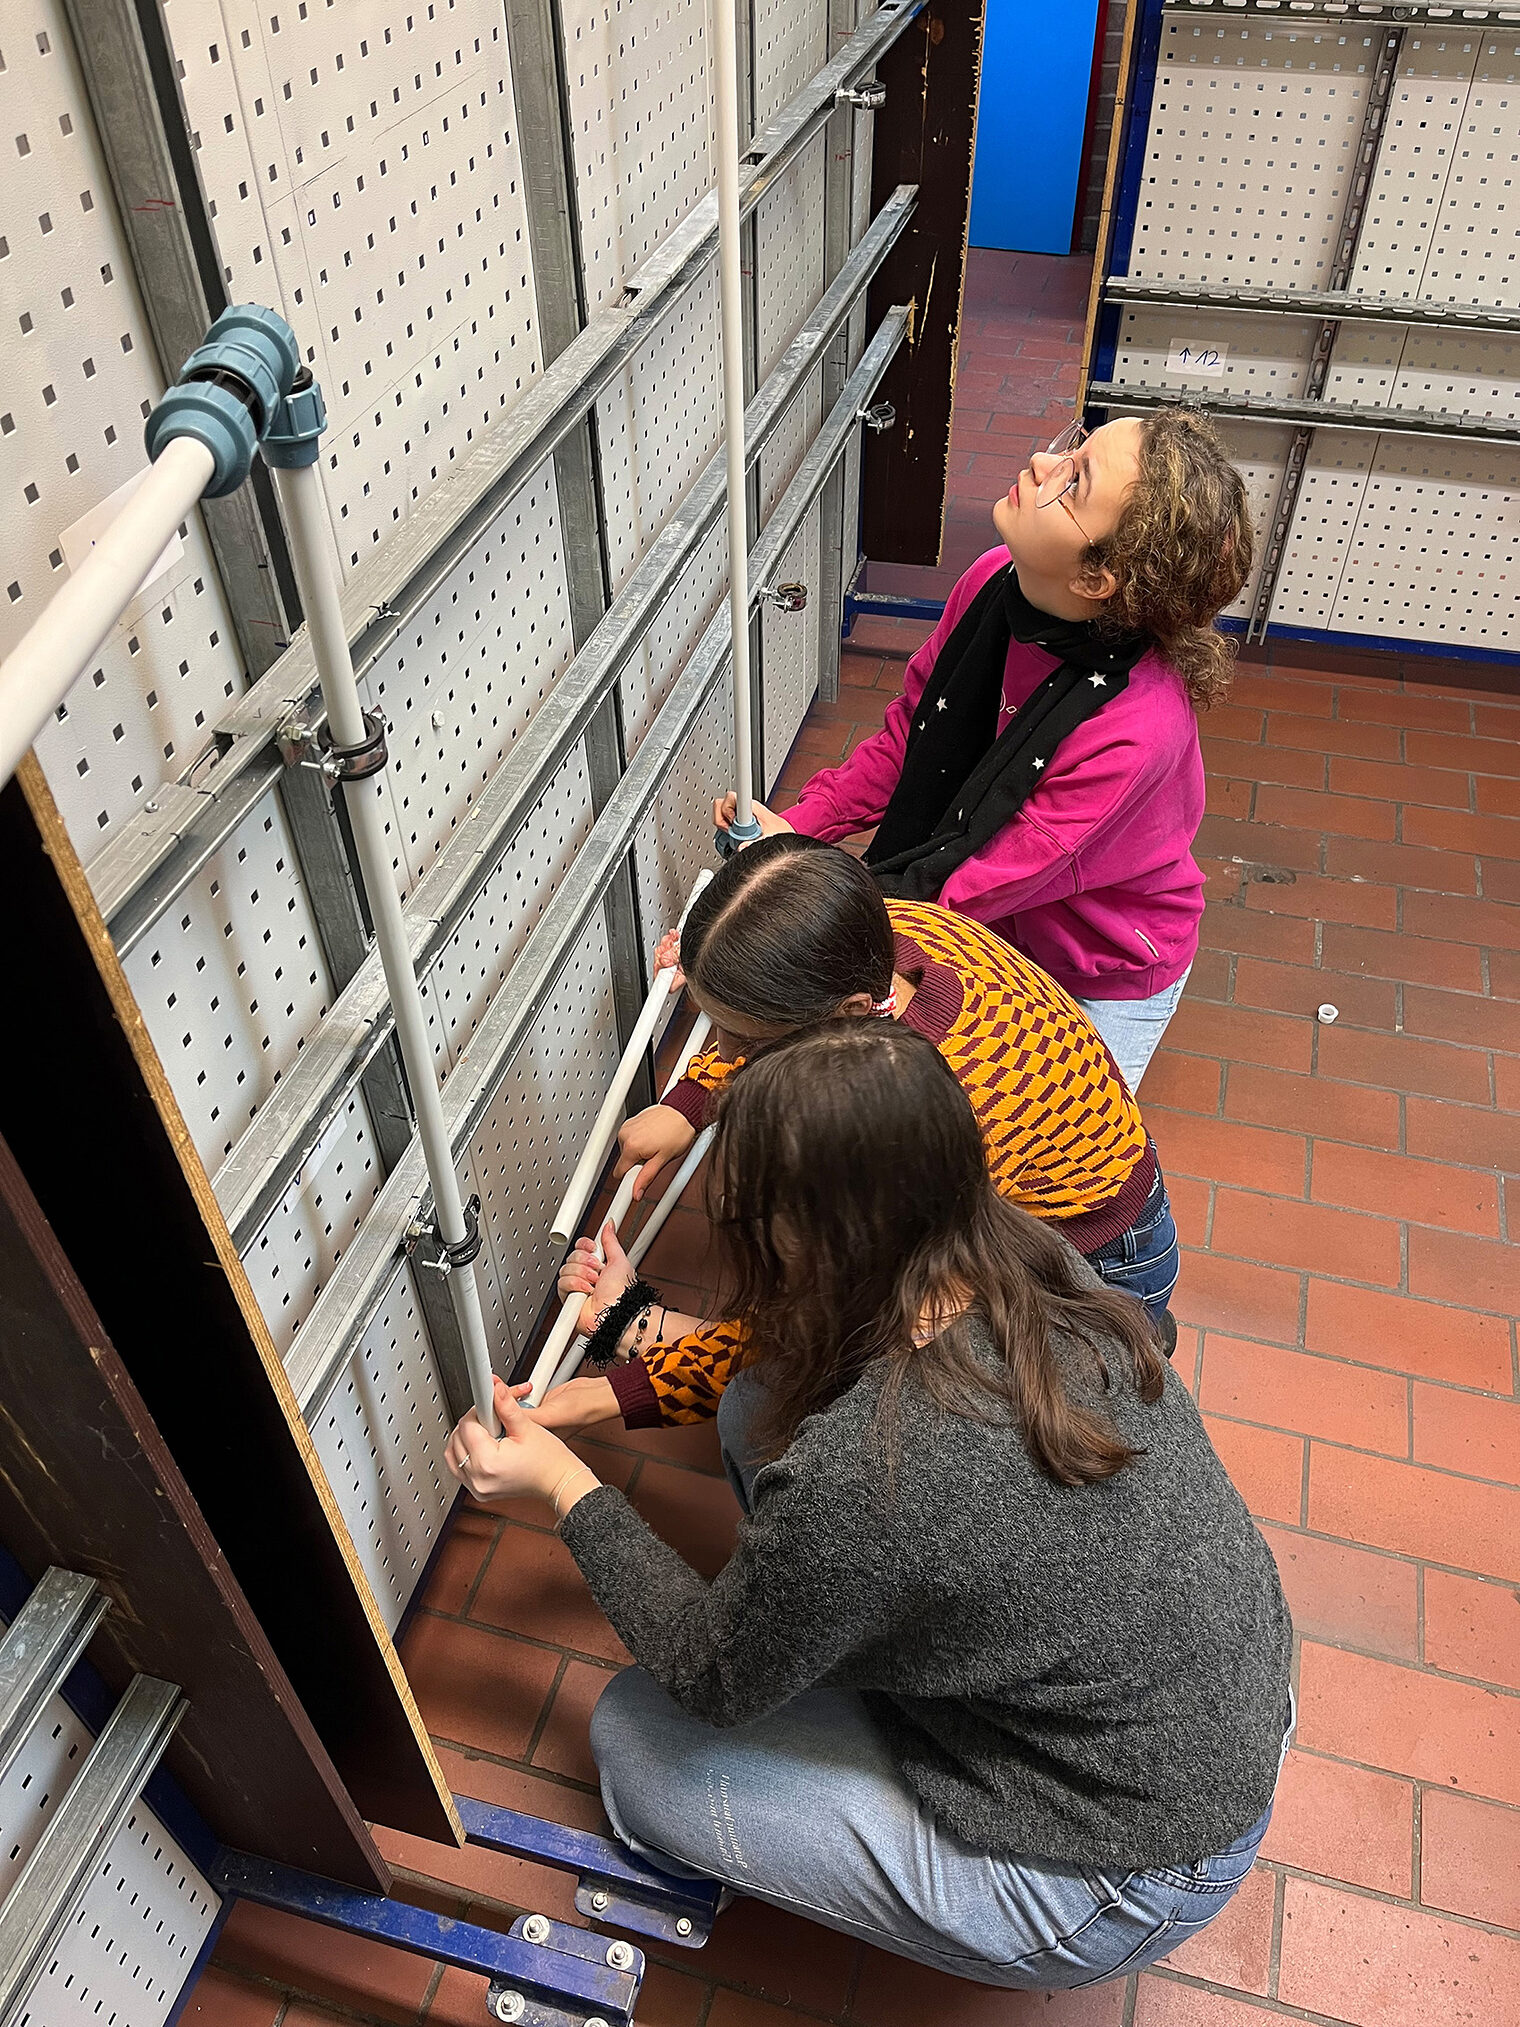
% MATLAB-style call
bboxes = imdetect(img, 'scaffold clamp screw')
[837,79,886,109]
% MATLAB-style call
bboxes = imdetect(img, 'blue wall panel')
[970,0,1101,255]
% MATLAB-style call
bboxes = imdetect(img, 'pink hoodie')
[787,549,1206,1001]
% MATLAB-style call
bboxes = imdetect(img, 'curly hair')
[1086,406,1253,710]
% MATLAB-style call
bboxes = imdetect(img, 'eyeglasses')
[1032,422,1092,541]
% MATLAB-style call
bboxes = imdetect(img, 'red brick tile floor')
[201,251,1520,2027]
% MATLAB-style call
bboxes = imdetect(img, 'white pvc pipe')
[710,0,757,829]
[273,461,499,1436]
[659,1012,713,1096]
[0,437,216,793]
[548,869,714,1246]
[627,1123,715,1270]
[527,1168,639,1405]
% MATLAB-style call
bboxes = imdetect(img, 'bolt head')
[605,1940,635,1970]
[493,1991,525,2023]
[522,1913,551,1944]
[674,1917,693,1938]
[589,1890,608,1911]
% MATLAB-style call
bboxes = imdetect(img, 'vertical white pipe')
[627,1124,715,1270]
[273,463,498,1435]
[0,438,216,793]
[527,1168,640,1406]
[711,0,757,828]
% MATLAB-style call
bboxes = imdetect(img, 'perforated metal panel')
[758,374,824,782]
[243,1093,383,1360]
[0,0,250,862]
[167,0,544,577]
[0,1638,218,2027]
[633,670,736,970]
[311,1262,455,1631]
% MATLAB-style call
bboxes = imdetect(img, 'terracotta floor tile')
[1339,687,1472,732]
[1174,1253,1303,1345]
[1202,736,1327,791]
[406,1746,610,1927]
[1405,1095,1520,1175]
[424,1504,501,1616]
[1328,755,1472,808]
[1208,1191,1401,1288]
[1202,1416,1305,1525]
[1473,700,1520,739]
[1260,1525,1420,1661]
[1489,947,1520,998]
[1478,773,1520,817]
[1131,1978,1280,2027]
[1402,982,1520,1052]
[1143,1049,1224,1115]
[1276,1876,1520,2027]
[1319,922,1485,992]
[1253,782,1395,840]
[1323,835,1479,896]
[627,1459,742,1578]
[1233,671,1336,716]
[1422,1568,1520,1690]
[1222,1063,1401,1151]
[1419,1787,1520,1929]
[1407,727,1520,777]
[1197,814,1323,875]
[1404,890,1520,954]
[1198,701,1266,742]
[1186,945,1234,1002]
[1407,1225,1520,1316]
[1230,958,1398,1034]
[400,1611,563,1760]
[1307,1444,1520,1581]
[1156,1860,1275,1996]
[1296,1642,1520,1803]
[1315,1025,1492,1105]
[468,1522,630,1665]
[1404,804,1520,861]
[1200,1336,1408,1455]
[1310,1143,1501,1237]
[1199,904,1317,965]
[1412,1382,1520,1487]
[1304,1281,1513,1390]
[1148,1110,1307,1197]
[1167,1173,1213,1249]
[178,1967,284,2025]
[847,1947,1126,2025]
[1242,870,1398,933]
[696,1896,860,2017]
[1164,1001,1313,1075]
[215,1899,436,2025]
[1268,710,1403,761]
[587,1418,728,1476]
[529,1657,619,1786]
[1258,1749,1413,1895]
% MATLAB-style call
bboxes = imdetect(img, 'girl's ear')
[835,993,875,1019]
[1069,557,1118,608]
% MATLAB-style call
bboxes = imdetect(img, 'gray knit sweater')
[561,1324,1293,1868]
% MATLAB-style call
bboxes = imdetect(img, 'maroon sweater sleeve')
[606,1357,663,1429]
[659,1078,711,1129]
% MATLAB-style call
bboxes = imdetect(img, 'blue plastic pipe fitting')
[714,814,765,858]
[260,369,329,469]
[142,304,301,497]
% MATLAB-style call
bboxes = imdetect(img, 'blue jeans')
[1074,965,1191,1094]
[585,1375,1289,1991]
[1086,1162,1179,1328]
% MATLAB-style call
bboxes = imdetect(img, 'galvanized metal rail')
[214,190,916,1254]
[1103,278,1520,338]
[0,1571,109,1787]
[1163,0,1520,23]
[91,0,927,954]
[287,308,910,1419]
[1087,382,1520,445]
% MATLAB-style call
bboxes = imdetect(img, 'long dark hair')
[681,833,894,1030]
[710,1022,1165,1485]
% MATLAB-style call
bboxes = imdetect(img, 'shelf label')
[1165,339,1228,378]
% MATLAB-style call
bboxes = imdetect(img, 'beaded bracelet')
[583,1277,662,1366]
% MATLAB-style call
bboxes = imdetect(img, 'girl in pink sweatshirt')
[718,407,1252,1090]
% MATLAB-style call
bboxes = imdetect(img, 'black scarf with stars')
[865,561,1149,901]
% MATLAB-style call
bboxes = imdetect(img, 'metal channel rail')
[214,188,917,1255]
[92,0,926,956]
[287,310,911,1420]
[1102,279,1520,340]
[1087,382,1520,446]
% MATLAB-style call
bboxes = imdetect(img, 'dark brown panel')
[861,0,987,566]
[0,760,459,1849]
[0,1133,388,1888]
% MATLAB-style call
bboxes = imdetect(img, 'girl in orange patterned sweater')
[531,835,1180,1435]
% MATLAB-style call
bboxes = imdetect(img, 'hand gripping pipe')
[709,0,765,857]
[261,372,499,1437]
[527,1003,717,1407]
[0,306,299,794]
[548,870,713,1246]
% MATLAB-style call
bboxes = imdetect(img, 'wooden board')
[0,760,460,1849]
[861,0,988,566]
[1078,0,1143,404]
[0,1131,389,1888]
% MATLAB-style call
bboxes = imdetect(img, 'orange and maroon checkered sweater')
[606,900,1153,1428]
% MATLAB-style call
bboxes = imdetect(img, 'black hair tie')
[583,1278,663,1366]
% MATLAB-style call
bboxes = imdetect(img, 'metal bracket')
[279,711,390,783]
[487,1916,643,2027]
[757,582,808,614]
[408,1194,483,1276]
[857,400,896,432]
[836,78,885,110]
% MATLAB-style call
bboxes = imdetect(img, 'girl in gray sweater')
[446,1022,1293,1990]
